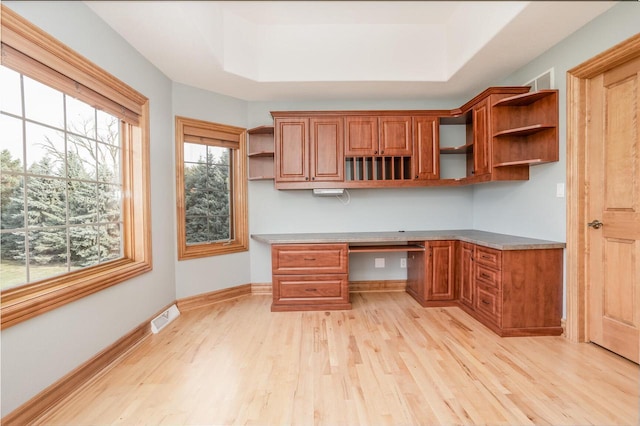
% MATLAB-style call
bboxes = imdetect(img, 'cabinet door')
[379,116,412,156]
[459,242,474,308]
[473,100,491,176]
[426,241,456,301]
[413,117,439,180]
[310,117,344,182]
[345,116,378,155]
[275,118,309,182]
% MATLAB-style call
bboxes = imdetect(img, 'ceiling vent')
[524,68,554,91]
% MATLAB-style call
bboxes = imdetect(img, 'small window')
[175,116,248,259]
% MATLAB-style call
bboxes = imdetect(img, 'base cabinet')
[406,241,456,307]
[457,245,563,336]
[271,243,350,311]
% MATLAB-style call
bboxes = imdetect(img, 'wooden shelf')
[349,244,425,253]
[494,124,555,138]
[440,143,473,154]
[247,125,274,135]
[492,90,556,107]
[248,176,275,181]
[248,125,275,180]
[248,151,274,158]
[493,159,543,167]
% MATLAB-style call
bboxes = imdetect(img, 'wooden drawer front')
[272,244,348,274]
[274,275,348,302]
[475,246,502,269]
[475,264,501,290]
[475,283,501,326]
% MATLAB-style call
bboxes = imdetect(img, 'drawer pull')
[481,299,490,305]
[305,288,317,292]
[303,257,316,261]
[482,254,491,259]
[481,273,491,279]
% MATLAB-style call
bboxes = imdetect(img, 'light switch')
[375,258,385,268]
[556,183,565,198]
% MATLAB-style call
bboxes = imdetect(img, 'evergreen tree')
[1,150,26,261]
[183,148,230,244]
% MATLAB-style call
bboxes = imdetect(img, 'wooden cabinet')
[310,117,344,182]
[406,240,456,307]
[273,116,344,186]
[271,243,350,311]
[458,242,474,308]
[456,244,563,336]
[413,116,439,180]
[471,99,491,177]
[345,116,412,156]
[270,86,559,188]
[247,126,274,180]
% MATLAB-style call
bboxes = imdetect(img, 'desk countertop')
[251,230,565,251]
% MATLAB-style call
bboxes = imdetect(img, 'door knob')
[587,219,603,229]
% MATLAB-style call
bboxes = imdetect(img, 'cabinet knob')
[381,150,384,155]
[312,177,315,180]
[305,177,309,181]
[374,150,378,154]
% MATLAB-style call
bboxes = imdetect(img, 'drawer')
[475,283,501,326]
[475,246,502,269]
[273,274,348,303]
[475,264,501,290]
[272,244,348,274]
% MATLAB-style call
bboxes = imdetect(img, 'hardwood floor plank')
[35,293,639,425]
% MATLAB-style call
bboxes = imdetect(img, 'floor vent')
[151,304,180,334]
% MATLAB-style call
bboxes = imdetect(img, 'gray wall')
[171,82,253,298]
[1,2,176,417]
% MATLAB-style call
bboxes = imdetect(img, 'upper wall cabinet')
[273,115,344,188]
[266,87,559,189]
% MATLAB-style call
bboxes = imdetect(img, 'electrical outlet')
[375,258,385,268]
[400,258,407,268]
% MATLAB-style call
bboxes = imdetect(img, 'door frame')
[566,33,640,342]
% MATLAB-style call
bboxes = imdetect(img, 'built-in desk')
[251,230,566,336]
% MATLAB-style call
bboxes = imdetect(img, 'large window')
[175,116,248,259]
[0,6,151,329]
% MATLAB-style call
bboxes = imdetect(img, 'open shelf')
[248,151,274,158]
[440,143,473,154]
[493,159,543,167]
[349,244,425,253]
[492,90,556,107]
[494,124,555,138]
[248,125,275,180]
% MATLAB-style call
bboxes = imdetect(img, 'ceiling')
[86,1,615,102]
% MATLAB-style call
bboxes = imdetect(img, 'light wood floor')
[37,292,639,425]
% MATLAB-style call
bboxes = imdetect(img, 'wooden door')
[274,118,309,182]
[472,99,491,176]
[413,116,439,180]
[426,241,456,301]
[345,116,378,156]
[309,117,344,182]
[586,55,640,363]
[459,242,474,308]
[379,116,412,156]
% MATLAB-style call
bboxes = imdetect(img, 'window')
[175,116,248,259]
[0,6,151,329]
